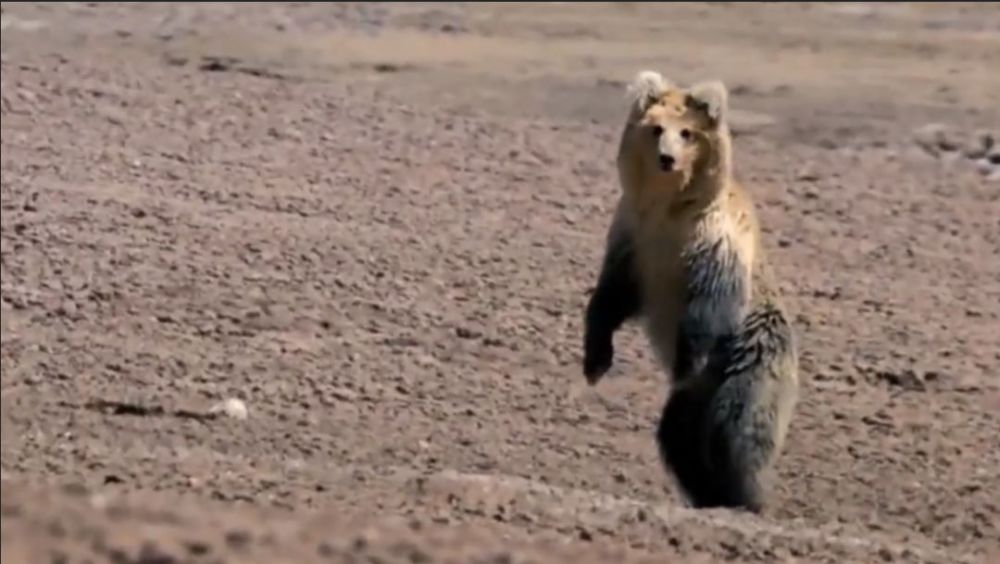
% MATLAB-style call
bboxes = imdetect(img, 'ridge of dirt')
[0,475,978,564]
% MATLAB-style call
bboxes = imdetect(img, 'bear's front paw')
[583,341,614,385]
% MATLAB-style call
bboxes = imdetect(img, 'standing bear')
[582,70,799,513]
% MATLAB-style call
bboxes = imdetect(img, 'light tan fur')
[598,70,799,511]
[614,73,759,375]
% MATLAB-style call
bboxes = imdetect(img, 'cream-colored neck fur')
[622,123,756,372]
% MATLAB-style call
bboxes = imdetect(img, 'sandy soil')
[2,2,999,563]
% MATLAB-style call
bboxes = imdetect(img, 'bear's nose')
[659,154,675,171]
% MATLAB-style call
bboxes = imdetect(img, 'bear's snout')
[658,154,675,172]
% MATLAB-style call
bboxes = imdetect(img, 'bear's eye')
[680,128,692,141]
[651,125,664,138]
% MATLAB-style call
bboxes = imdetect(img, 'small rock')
[874,369,925,392]
[137,542,178,564]
[22,192,38,211]
[17,88,37,103]
[316,542,335,557]
[209,398,248,420]
[329,387,357,402]
[199,56,238,72]
[980,131,995,151]
[414,354,438,367]
[965,130,995,159]
[55,301,78,319]
[224,530,252,548]
[455,326,482,339]
[913,123,957,156]
[729,84,754,96]
[184,541,210,556]
[817,138,838,150]
[89,493,108,510]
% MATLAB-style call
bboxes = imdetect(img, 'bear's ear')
[627,70,671,113]
[685,80,728,126]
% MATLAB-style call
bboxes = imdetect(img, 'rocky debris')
[914,124,999,179]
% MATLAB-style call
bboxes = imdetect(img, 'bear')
[582,70,799,513]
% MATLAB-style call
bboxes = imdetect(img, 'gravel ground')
[2,3,998,563]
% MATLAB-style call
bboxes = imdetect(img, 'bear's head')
[620,71,730,195]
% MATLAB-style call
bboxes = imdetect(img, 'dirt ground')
[2,2,999,563]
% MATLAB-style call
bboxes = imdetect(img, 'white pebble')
[210,398,248,420]
[89,493,108,510]
[974,157,993,176]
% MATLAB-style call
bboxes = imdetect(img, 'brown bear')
[583,70,799,513]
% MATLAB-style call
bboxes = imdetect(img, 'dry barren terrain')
[2,2,999,563]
